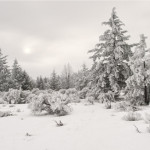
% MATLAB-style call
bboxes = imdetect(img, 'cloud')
[0,1,150,78]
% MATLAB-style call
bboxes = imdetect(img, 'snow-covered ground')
[0,103,150,150]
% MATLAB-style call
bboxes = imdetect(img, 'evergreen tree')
[61,63,74,89]
[88,8,134,96]
[21,70,34,90]
[36,76,45,90]
[11,59,23,89]
[125,34,150,105]
[50,70,60,90]
[75,63,89,90]
[0,49,11,91]
[43,77,50,89]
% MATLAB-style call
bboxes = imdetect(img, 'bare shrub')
[0,111,13,117]
[114,101,129,111]
[133,125,141,133]
[114,101,140,112]
[122,112,142,121]
[104,101,111,109]
[54,120,64,127]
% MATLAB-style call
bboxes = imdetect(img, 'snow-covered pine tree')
[75,63,89,91]
[61,64,74,89]
[88,8,134,98]
[36,76,45,90]
[21,70,34,90]
[125,34,150,105]
[50,70,60,91]
[43,77,50,89]
[0,49,11,91]
[11,59,24,89]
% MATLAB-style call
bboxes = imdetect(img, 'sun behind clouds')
[23,47,32,54]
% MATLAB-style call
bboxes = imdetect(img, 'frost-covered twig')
[133,125,141,133]
[54,120,64,127]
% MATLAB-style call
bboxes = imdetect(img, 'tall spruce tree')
[11,59,23,89]
[75,64,89,90]
[125,34,150,105]
[36,76,45,90]
[88,8,134,96]
[0,49,11,91]
[50,70,60,90]
[61,64,74,89]
[43,77,50,89]
[21,70,33,90]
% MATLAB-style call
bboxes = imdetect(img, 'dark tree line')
[0,49,88,92]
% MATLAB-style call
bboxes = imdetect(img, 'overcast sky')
[0,1,150,78]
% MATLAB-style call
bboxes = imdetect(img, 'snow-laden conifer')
[88,8,134,99]
[11,59,24,89]
[125,34,150,105]
[0,49,11,91]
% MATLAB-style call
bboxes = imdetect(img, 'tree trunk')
[144,85,149,105]
[144,61,149,105]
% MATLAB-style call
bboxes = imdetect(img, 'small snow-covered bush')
[125,89,145,106]
[49,92,71,116]
[3,89,32,104]
[26,93,36,103]
[66,88,77,95]
[114,101,140,112]
[87,88,101,100]
[28,94,47,114]
[98,91,115,103]
[3,89,21,104]
[31,88,47,95]
[68,93,80,103]
[60,88,80,103]
[104,101,111,109]
[114,101,129,111]
[28,92,72,116]
[122,112,142,121]
[31,88,40,94]
[78,87,89,99]
[86,96,94,104]
[0,111,13,117]
[20,90,32,103]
